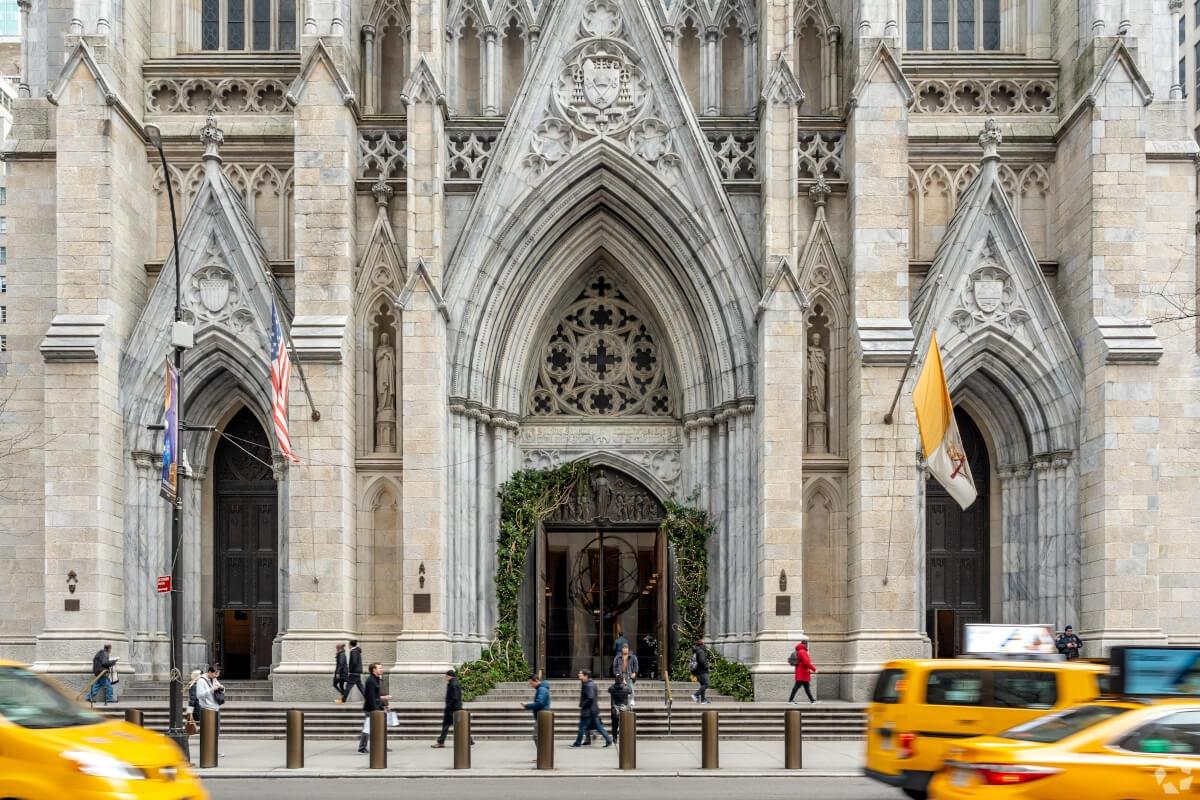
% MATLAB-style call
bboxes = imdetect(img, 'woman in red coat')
[788,640,818,704]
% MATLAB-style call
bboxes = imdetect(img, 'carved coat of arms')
[972,278,1004,313]
[582,57,622,110]
[199,274,230,313]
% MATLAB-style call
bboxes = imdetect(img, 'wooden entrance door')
[925,409,990,656]
[213,408,278,680]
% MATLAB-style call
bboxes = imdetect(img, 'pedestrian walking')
[611,642,639,708]
[346,640,366,701]
[358,662,391,754]
[570,669,613,748]
[523,673,550,742]
[432,669,474,747]
[86,644,118,705]
[1056,626,1083,660]
[788,639,818,704]
[333,643,349,703]
[689,639,710,704]
[608,674,631,738]
[195,664,225,751]
[612,625,629,658]
[185,669,201,729]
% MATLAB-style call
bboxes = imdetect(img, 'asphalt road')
[205,776,898,799]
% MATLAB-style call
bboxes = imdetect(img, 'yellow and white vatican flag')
[913,332,977,510]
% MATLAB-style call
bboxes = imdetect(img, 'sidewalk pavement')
[193,738,867,779]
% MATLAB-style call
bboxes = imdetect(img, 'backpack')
[687,651,698,673]
[188,682,198,708]
[787,651,798,667]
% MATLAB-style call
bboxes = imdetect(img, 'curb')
[195,770,863,780]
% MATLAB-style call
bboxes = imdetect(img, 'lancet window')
[199,0,297,51]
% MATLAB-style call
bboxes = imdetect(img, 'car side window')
[1119,711,1200,756]
[990,671,1058,709]
[925,670,984,706]
[872,669,904,704]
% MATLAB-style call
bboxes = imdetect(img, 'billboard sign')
[1110,647,1200,697]
[963,624,1058,657]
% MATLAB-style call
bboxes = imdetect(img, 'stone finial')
[978,117,1002,162]
[200,114,225,163]
[371,178,394,208]
[1170,0,1184,13]
[808,176,832,209]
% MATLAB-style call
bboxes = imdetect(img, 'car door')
[1106,708,1200,798]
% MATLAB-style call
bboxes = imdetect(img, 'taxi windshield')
[1000,704,1130,743]
[0,666,104,730]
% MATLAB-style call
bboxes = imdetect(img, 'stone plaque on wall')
[412,593,431,614]
[775,595,791,617]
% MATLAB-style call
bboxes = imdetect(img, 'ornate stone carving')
[911,78,1056,115]
[519,423,681,446]
[806,331,828,453]
[447,130,499,180]
[545,466,665,526]
[376,333,396,412]
[707,131,757,180]
[528,271,674,418]
[949,262,1032,341]
[524,118,577,176]
[359,129,407,179]
[146,78,291,114]
[183,250,254,335]
[797,130,845,180]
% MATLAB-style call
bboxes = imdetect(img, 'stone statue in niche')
[807,332,829,453]
[592,469,612,520]
[374,331,397,452]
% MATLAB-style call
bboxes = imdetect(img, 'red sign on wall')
[156,575,172,594]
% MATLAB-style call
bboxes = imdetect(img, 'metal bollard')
[123,709,143,727]
[453,710,471,769]
[199,709,218,768]
[536,710,555,770]
[701,709,719,769]
[618,709,636,770]
[784,709,803,769]
[369,710,387,769]
[286,709,304,769]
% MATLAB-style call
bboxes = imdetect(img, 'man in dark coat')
[358,662,391,754]
[690,639,710,705]
[346,639,365,701]
[570,669,613,747]
[433,669,474,747]
[1056,626,1083,660]
[333,643,349,703]
[608,674,631,738]
[86,644,117,705]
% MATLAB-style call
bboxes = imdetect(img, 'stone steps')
[99,702,866,741]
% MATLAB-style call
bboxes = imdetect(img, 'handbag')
[185,717,198,736]
[213,686,226,706]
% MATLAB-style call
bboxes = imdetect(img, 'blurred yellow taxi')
[0,660,208,800]
[865,658,1107,799]
[929,698,1200,799]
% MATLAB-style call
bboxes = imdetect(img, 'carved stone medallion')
[554,40,648,135]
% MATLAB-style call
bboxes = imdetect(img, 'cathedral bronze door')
[213,409,278,680]
[536,467,667,679]
[925,409,990,657]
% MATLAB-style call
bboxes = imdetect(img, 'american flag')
[270,301,300,463]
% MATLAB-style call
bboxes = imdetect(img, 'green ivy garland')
[457,460,590,701]
[662,498,754,702]
[458,465,752,703]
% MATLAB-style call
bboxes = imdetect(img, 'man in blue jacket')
[523,673,551,742]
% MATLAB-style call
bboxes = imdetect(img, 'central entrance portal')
[536,467,668,679]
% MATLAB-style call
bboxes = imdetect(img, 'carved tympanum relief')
[949,260,1032,345]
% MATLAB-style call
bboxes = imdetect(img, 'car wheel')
[902,791,928,800]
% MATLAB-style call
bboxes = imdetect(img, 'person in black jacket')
[346,640,365,701]
[432,669,474,747]
[1056,626,1083,660]
[358,662,391,754]
[333,643,349,703]
[86,644,117,705]
[608,674,631,738]
[570,669,613,748]
[690,639,710,705]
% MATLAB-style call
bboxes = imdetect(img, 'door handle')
[957,720,979,725]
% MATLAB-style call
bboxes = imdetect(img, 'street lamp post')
[144,123,188,758]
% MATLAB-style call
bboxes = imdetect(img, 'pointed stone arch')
[801,476,846,635]
[357,476,403,629]
[793,0,839,112]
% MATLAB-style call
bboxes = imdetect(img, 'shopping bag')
[387,711,400,728]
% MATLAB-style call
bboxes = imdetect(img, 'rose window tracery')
[528,272,673,418]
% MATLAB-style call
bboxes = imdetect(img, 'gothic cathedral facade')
[2,0,1198,699]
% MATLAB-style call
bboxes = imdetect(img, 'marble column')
[17,0,30,97]
[483,26,499,115]
[362,25,377,114]
[703,26,719,116]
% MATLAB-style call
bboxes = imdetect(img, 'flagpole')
[263,275,321,422]
[883,269,946,424]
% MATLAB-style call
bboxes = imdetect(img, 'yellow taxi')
[0,660,208,799]
[865,658,1107,799]
[928,698,1200,799]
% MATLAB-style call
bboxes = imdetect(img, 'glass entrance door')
[543,529,662,679]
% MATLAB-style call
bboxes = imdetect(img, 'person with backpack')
[689,639,710,704]
[608,674,631,738]
[194,664,225,748]
[788,639,818,704]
